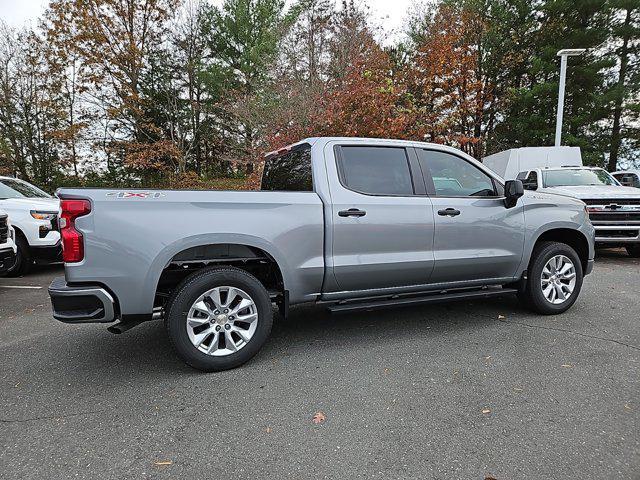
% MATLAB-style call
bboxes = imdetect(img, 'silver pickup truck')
[49,137,595,371]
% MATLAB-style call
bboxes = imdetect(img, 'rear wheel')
[6,234,31,277]
[520,241,583,315]
[165,267,273,372]
[626,244,640,258]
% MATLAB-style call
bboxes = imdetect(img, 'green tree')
[494,0,612,166]
[605,0,639,171]
[200,0,286,164]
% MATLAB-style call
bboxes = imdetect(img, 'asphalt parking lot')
[1,252,638,480]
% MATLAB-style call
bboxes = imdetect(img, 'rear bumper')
[48,277,117,323]
[0,247,16,274]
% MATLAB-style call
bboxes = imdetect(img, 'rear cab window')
[261,143,313,192]
[336,146,415,196]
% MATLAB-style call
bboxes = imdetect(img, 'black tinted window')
[338,146,413,195]
[261,145,313,191]
[614,173,640,188]
[418,150,496,197]
[517,171,538,190]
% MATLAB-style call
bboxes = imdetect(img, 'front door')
[326,144,435,293]
[416,148,525,284]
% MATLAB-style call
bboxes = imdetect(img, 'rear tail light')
[60,199,91,263]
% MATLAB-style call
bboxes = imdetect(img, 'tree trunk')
[607,8,631,172]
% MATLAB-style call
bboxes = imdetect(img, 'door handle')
[438,208,461,217]
[338,208,367,217]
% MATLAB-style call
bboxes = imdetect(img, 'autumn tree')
[0,23,67,188]
[46,0,182,182]
[404,4,494,158]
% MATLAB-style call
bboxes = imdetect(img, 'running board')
[327,287,518,314]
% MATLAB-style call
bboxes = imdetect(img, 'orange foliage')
[264,5,492,161]
[404,6,493,158]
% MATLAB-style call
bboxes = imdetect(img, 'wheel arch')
[151,234,290,308]
[10,225,28,244]
[531,227,591,272]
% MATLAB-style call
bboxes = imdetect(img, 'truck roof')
[265,137,471,159]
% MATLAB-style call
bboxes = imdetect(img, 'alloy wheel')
[186,286,258,356]
[540,255,576,305]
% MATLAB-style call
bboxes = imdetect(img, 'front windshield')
[0,179,51,199]
[542,169,619,187]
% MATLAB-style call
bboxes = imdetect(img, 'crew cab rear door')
[322,142,435,294]
[416,147,525,284]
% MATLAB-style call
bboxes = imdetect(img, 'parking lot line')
[0,285,43,289]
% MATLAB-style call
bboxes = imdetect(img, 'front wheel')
[165,267,273,372]
[626,244,640,258]
[5,234,31,277]
[520,241,583,315]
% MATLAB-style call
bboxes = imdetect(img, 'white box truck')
[483,147,640,257]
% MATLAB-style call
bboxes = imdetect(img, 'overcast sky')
[1,0,416,37]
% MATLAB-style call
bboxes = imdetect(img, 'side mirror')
[504,179,524,208]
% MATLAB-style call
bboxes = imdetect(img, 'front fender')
[516,196,595,276]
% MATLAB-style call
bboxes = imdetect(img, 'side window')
[615,173,640,188]
[337,146,414,195]
[518,171,538,190]
[418,150,497,197]
[261,145,313,191]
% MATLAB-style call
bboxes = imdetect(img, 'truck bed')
[59,189,325,315]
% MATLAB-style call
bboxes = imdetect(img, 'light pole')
[555,48,586,146]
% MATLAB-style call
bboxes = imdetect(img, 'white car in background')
[612,170,640,189]
[0,208,17,275]
[0,176,60,276]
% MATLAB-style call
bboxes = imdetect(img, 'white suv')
[0,176,60,275]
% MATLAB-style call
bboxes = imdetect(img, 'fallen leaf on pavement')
[312,411,326,424]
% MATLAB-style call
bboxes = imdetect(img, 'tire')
[165,267,273,372]
[626,244,640,258]
[5,234,31,277]
[521,241,583,315]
